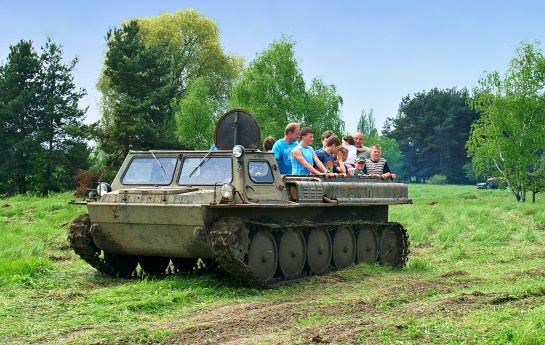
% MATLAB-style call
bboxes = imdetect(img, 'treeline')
[380,87,480,184]
[0,39,90,196]
[2,9,542,199]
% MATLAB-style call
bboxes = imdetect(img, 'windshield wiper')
[151,152,167,175]
[189,152,211,177]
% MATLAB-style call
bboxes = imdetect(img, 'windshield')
[179,157,232,185]
[121,157,177,185]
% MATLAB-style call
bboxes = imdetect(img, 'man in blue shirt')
[272,123,300,174]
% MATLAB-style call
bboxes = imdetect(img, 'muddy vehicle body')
[70,110,411,288]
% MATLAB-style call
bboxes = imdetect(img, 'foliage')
[98,20,178,169]
[303,77,345,139]
[0,40,41,195]
[96,10,243,169]
[357,108,378,137]
[427,174,448,185]
[2,186,545,344]
[467,41,545,202]
[384,87,480,184]
[0,39,89,196]
[174,77,219,149]
[137,9,244,104]
[73,167,103,197]
[36,38,90,196]
[229,36,344,141]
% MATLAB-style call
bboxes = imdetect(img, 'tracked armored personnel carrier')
[69,110,411,288]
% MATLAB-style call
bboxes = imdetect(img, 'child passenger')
[336,146,354,176]
[366,144,396,180]
[342,135,358,166]
[316,136,346,174]
[350,156,367,176]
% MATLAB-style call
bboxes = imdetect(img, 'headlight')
[97,182,111,196]
[220,183,236,200]
[232,145,245,158]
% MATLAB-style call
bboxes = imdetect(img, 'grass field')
[1,185,544,344]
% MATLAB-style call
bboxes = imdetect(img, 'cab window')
[179,157,232,185]
[249,161,274,183]
[121,157,177,185]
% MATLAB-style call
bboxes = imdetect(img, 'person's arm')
[334,154,346,174]
[312,152,328,174]
[356,145,370,152]
[272,143,281,160]
[293,148,323,174]
[380,161,394,179]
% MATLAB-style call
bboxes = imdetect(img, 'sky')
[1,0,544,133]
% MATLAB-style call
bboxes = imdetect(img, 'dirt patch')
[152,272,487,344]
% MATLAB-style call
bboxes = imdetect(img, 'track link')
[68,214,118,276]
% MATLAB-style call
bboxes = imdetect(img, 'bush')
[427,174,448,185]
[73,168,102,197]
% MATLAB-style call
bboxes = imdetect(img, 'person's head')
[321,130,335,147]
[355,156,366,169]
[300,127,314,145]
[325,135,341,153]
[284,123,301,144]
[337,145,348,161]
[370,144,382,161]
[263,136,275,152]
[353,131,364,148]
[342,135,354,146]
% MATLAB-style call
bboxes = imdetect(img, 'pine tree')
[37,38,89,196]
[0,40,41,194]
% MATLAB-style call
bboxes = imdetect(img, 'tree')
[357,108,378,138]
[385,87,480,184]
[97,10,243,170]
[467,41,545,202]
[0,40,41,195]
[304,78,345,138]
[99,20,178,169]
[0,39,89,196]
[137,9,243,104]
[37,38,89,196]
[229,36,344,141]
[174,77,219,149]
[229,36,307,139]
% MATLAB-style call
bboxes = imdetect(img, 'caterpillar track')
[68,214,118,276]
[69,214,409,288]
[209,218,410,288]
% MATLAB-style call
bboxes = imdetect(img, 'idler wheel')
[356,226,378,264]
[103,252,138,277]
[277,229,306,279]
[331,227,356,270]
[139,256,170,275]
[305,227,332,274]
[380,225,402,266]
[247,230,278,283]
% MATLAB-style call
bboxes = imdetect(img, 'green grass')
[1,186,545,344]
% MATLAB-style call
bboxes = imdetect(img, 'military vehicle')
[69,109,411,288]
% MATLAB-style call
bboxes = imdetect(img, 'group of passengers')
[269,123,396,180]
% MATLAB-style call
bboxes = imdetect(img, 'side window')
[121,157,177,185]
[249,161,274,183]
[179,157,232,185]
